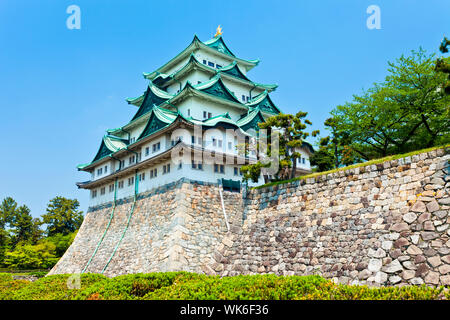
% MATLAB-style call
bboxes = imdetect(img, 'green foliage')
[42,197,84,237]
[3,241,58,270]
[46,232,77,257]
[328,48,450,162]
[436,37,450,95]
[240,111,317,183]
[0,272,448,300]
[9,205,43,246]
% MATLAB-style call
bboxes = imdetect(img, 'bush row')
[0,272,448,300]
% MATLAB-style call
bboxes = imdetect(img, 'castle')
[76,29,314,208]
[49,30,449,287]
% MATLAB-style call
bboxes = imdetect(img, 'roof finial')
[214,25,223,38]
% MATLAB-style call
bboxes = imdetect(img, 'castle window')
[208,61,214,67]
[202,59,206,65]
[191,136,195,144]
[128,176,134,186]
[130,137,136,144]
[228,142,232,150]
[187,109,191,116]
[100,187,105,195]
[303,158,306,164]
[129,156,135,165]
[212,138,217,147]
[246,96,250,102]
[152,142,160,152]
[192,160,202,170]
[216,64,222,69]
[139,173,145,181]
[91,190,97,198]
[145,147,149,156]
[242,95,245,102]
[218,140,223,148]
[214,164,225,174]
[97,168,102,176]
[178,161,182,169]
[109,184,114,193]
[118,181,124,189]
[104,165,108,174]
[234,167,239,176]
[163,164,171,174]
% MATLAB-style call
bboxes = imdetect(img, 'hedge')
[1,272,449,300]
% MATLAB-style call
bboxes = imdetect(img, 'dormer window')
[130,137,136,144]
[152,142,160,152]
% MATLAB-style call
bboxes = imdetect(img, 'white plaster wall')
[176,95,245,121]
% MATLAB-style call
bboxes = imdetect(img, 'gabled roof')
[126,81,173,108]
[202,36,236,57]
[218,61,250,81]
[137,105,178,140]
[90,135,128,164]
[143,35,259,80]
[130,82,174,120]
[246,90,281,114]
[192,74,242,104]
[236,107,266,132]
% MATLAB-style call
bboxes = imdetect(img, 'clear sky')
[0,0,449,218]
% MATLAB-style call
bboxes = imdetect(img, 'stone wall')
[209,147,450,286]
[51,148,450,287]
[49,179,243,277]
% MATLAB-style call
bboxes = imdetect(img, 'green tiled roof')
[246,90,281,114]
[130,82,174,121]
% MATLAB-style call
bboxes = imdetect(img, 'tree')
[0,197,17,265]
[240,112,318,182]
[310,117,360,171]
[330,48,450,160]
[436,36,450,95]
[0,197,17,229]
[41,197,84,237]
[9,205,42,246]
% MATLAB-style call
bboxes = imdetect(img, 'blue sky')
[0,0,448,218]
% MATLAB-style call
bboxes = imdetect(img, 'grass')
[0,272,448,300]
[254,144,450,190]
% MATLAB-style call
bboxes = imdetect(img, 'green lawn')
[0,272,448,300]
